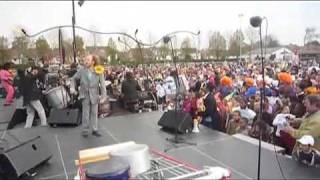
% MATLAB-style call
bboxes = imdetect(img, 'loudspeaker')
[0,130,52,179]
[158,110,193,133]
[48,108,81,126]
[7,109,39,130]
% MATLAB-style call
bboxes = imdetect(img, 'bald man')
[71,55,107,137]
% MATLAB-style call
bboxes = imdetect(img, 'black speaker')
[158,110,193,133]
[0,130,52,179]
[48,108,81,126]
[7,109,39,130]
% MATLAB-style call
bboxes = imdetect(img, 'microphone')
[163,36,171,44]
[78,0,85,7]
[250,16,263,28]
[21,28,27,35]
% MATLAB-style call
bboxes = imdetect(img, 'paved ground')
[1,98,320,180]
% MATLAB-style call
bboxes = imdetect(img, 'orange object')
[304,86,319,95]
[278,72,292,85]
[220,76,233,87]
[245,78,254,87]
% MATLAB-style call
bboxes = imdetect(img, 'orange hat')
[245,78,254,87]
[304,86,319,95]
[278,72,292,85]
[220,76,233,87]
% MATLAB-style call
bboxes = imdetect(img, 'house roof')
[249,46,291,55]
[298,44,320,55]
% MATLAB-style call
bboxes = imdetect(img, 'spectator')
[226,111,246,135]
[202,84,220,130]
[232,98,256,125]
[283,95,320,152]
[121,71,142,112]
[156,80,166,111]
[292,135,320,168]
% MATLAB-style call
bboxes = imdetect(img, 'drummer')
[70,54,107,137]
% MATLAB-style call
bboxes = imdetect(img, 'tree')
[180,37,193,60]
[62,40,73,63]
[304,27,320,45]
[11,35,30,63]
[208,31,227,60]
[228,30,244,57]
[159,42,170,60]
[306,40,320,46]
[75,35,85,56]
[0,36,10,64]
[106,37,118,64]
[264,34,280,48]
[245,26,259,59]
[35,37,51,57]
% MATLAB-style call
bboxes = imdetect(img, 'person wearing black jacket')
[21,66,47,128]
[202,84,221,130]
[121,71,141,112]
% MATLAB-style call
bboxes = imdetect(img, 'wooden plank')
[75,155,110,166]
[78,141,136,162]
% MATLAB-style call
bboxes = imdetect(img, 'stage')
[1,100,320,179]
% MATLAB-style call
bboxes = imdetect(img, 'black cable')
[273,139,287,180]
[23,25,199,47]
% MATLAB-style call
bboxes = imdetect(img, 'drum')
[98,99,111,118]
[45,86,70,109]
[85,156,130,180]
[110,144,151,177]
[138,91,150,101]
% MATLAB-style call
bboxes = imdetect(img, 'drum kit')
[42,71,111,119]
[75,142,151,180]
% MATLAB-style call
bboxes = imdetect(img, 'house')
[298,44,320,63]
[247,47,294,62]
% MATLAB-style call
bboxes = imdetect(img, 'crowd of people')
[1,57,320,167]
[103,60,320,167]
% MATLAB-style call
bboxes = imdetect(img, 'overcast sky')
[1,1,320,49]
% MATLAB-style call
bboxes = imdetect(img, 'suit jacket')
[72,67,107,105]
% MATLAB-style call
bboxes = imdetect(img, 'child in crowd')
[192,90,206,133]
[292,135,320,168]
[156,81,166,111]
[226,111,246,135]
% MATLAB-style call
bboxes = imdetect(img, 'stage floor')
[1,100,320,179]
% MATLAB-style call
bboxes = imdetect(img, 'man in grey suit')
[71,54,107,137]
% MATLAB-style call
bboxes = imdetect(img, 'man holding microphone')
[70,54,107,137]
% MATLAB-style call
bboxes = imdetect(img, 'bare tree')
[304,27,320,45]
[180,36,193,60]
[0,36,10,64]
[245,26,258,59]
[208,31,227,60]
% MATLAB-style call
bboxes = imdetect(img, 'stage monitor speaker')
[48,108,81,126]
[0,130,52,179]
[158,110,193,133]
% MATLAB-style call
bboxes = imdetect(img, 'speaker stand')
[163,38,197,153]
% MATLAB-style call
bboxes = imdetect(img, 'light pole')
[72,0,85,63]
[238,13,244,62]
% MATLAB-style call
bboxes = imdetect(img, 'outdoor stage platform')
[1,104,320,179]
